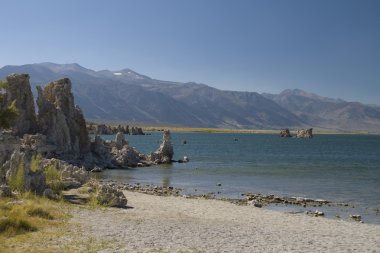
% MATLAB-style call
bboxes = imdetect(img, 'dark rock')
[314,210,324,216]
[43,188,56,199]
[61,179,81,190]
[350,214,362,221]
[90,166,102,172]
[0,184,13,197]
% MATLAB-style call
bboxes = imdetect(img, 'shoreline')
[100,180,380,225]
[67,190,380,252]
[2,189,379,252]
[86,119,380,135]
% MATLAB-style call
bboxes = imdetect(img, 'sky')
[1,0,379,104]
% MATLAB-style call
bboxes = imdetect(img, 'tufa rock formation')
[149,130,174,164]
[1,73,173,172]
[131,126,144,135]
[280,129,292,138]
[0,131,20,174]
[115,132,128,150]
[2,74,38,136]
[88,124,144,135]
[296,128,313,138]
[36,78,91,158]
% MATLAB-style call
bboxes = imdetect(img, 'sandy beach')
[67,191,380,253]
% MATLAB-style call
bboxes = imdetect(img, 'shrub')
[9,158,26,192]
[44,163,63,193]
[27,207,54,220]
[0,80,19,129]
[30,154,42,172]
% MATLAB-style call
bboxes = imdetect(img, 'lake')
[99,132,380,224]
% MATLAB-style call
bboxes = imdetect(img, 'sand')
[69,191,380,252]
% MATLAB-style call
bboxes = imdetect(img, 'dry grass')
[0,192,116,252]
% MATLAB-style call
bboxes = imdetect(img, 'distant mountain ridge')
[1,63,379,132]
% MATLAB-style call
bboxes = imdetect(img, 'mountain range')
[1,63,379,132]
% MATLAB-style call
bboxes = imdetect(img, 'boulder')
[0,184,13,197]
[43,188,56,199]
[296,128,313,138]
[2,74,38,136]
[90,166,102,172]
[96,184,127,207]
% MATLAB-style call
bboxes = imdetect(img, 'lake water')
[100,132,380,224]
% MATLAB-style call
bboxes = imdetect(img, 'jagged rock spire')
[2,74,37,136]
[36,78,91,158]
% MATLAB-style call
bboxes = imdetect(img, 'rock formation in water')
[90,135,115,167]
[280,129,292,137]
[36,78,91,159]
[115,132,128,150]
[131,126,145,135]
[296,128,313,138]
[2,74,38,136]
[149,130,174,164]
[111,132,146,167]
[88,124,142,135]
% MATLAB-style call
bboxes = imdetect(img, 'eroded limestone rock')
[149,130,173,164]
[115,132,128,150]
[36,78,91,158]
[111,146,146,167]
[96,183,128,207]
[280,129,292,137]
[2,74,38,136]
[4,150,47,194]
[296,128,313,138]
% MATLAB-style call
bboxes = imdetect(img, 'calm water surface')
[100,132,380,223]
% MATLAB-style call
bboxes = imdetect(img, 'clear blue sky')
[1,0,379,104]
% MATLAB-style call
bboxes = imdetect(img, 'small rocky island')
[0,73,173,205]
[279,128,313,138]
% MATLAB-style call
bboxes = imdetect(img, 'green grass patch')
[8,158,26,192]
[30,154,42,172]
[44,163,63,193]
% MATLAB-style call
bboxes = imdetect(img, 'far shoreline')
[86,120,380,135]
